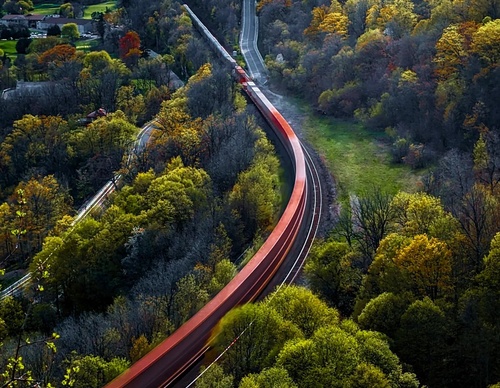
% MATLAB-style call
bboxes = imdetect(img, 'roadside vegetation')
[303,110,420,198]
[193,0,500,387]
[0,1,286,385]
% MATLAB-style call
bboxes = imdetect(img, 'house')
[37,16,93,34]
[0,14,28,27]
[1,81,58,100]
[25,14,45,29]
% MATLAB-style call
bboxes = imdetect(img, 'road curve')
[105,4,314,387]
[240,0,268,84]
[0,122,155,300]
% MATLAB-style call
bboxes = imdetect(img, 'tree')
[303,240,362,315]
[46,24,61,37]
[276,325,360,386]
[229,132,280,237]
[172,273,209,326]
[434,23,476,80]
[15,38,32,54]
[59,2,74,18]
[38,44,78,69]
[14,175,72,257]
[349,189,395,267]
[394,234,453,300]
[357,292,412,338]
[265,285,339,337]
[116,85,145,124]
[239,367,297,388]
[119,31,142,68]
[195,364,233,388]
[214,303,302,382]
[390,191,459,240]
[347,363,390,388]
[395,298,448,386]
[144,157,211,228]
[63,354,129,388]
[471,19,500,66]
[61,23,80,41]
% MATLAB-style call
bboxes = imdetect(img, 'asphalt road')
[240,0,268,84]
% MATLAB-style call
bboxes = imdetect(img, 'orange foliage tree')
[119,31,143,68]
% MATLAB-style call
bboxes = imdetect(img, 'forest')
[0,0,499,386]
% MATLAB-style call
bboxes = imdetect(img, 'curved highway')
[105,3,327,387]
[240,0,268,84]
[0,122,156,300]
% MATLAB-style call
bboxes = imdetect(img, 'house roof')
[25,14,45,21]
[1,15,27,21]
[41,17,92,26]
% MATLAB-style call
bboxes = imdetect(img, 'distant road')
[0,121,155,300]
[240,0,268,84]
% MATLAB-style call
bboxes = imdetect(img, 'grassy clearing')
[32,3,60,15]
[0,40,17,57]
[33,1,117,19]
[83,1,117,18]
[75,38,100,52]
[301,105,421,200]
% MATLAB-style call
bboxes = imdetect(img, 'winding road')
[0,122,156,300]
[168,1,328,386]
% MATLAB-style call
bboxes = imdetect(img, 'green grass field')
[0,40,17,57]
[301,105,421,200]
[83,1,117,18]
[32,3,60,15]
[33,1,117,19]
[75,38,100,52]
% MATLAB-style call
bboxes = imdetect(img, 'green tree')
[395,298,448,386]
[303,240,362,315]
[59,2,74,18]
[195,364,233,388]
[63,354,129,388]
[229,132,280,236]
[277,325,360,387]
[265,285,339,338]
[172,274,210,326]
[61,23,80,41]
[346,363,390,388]
[357,292,411,337]
[239,367,297,388]
[214,303,302,382]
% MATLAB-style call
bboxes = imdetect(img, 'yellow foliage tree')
[394,234,453,300]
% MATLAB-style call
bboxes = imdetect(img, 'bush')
[47,24,61,37]
[16,38,32,54]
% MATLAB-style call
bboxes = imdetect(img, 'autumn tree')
[12,175,72,258]
[471,18,500,66]
[119,31,142,68]
[38,44,79,73]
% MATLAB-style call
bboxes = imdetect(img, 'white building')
[37,17,93,34]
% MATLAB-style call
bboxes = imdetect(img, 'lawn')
[33,1,117,19]
[75,38,100,52]
[301,105,422,200]
[83,1,117,18]
[32,3,60,15]
[0,39,17,57]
